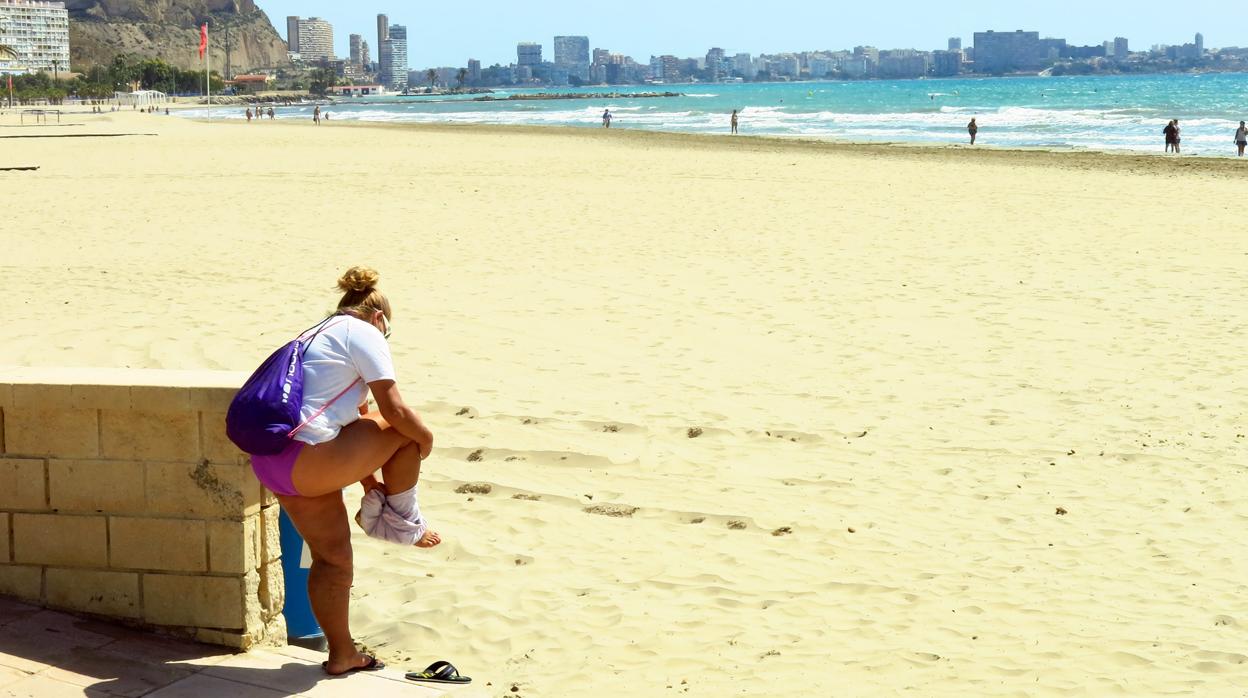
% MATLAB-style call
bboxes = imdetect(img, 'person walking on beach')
[1163,120,1177,153]
[246,108,253,123]
[314,105,321,125]
[731,109,739,135]
[602,109,612,128]
[1235,121,1248,157]
[268,107,275,120]
[247,267,440,677]
[967,118,978,145]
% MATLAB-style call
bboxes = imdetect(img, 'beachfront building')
[553,35,590,82]
[287,16,333,61]
[948,37,962,51]
[705,47,726,81]
[379,23,408,91]
[377,14,388,59]
[931,49,962,77]
[1113,37,1129,60]
[349,34,364,69]
[327,84,387,97]
[968,29,1068,73]
[517,42,542,69]
[285,16,299,53]
[467,58,481,83]
[0,0,69,74]
[230,74,273,94]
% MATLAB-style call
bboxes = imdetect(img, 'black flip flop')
[322,654,385,676]
[406,660,472,684]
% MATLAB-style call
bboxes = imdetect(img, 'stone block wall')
[0,368,285,649]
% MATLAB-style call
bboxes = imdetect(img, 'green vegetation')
[307,67,337,97]
[5,55,223,105]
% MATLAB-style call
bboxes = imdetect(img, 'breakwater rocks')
[471,92,683,102]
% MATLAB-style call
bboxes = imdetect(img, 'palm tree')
[426,68,437,88]
[1,46,15,108]
[456,68,468,88]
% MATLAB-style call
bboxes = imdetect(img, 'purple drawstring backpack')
[226,317,361,455]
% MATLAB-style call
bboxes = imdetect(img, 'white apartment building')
[0,0,69,73]
[295,16,333,61]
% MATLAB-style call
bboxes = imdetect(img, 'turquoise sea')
[187,73,1248,155]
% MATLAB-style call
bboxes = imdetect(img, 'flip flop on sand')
[322,654,385,676]
[406,660,472,684]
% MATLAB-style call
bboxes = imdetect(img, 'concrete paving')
[0,597,478,697]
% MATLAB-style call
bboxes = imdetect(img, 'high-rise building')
[286,16,300,53]
[948,37,962,52]
[517,42,542,67]
[972,30,1045,73]
[553,36,589,65]
[1114,37,1128,59]
[734,53,752,76]
[349,34,363,67]
[380,23,408,90]
[1195,32,1204,55]
[468,58,481,83]
[361,40,371,70]
[0,0,69,73]
[291,17,333,61]
[377,14,389,55]
[932,50,962,76]
[705,47,725,81]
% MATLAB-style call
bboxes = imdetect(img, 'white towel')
[357,484,429,545]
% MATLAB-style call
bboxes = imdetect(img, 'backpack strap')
[287,377,363,439]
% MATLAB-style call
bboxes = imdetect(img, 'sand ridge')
[2,111,1246,696]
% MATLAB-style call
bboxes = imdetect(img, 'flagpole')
[205,23,211,121]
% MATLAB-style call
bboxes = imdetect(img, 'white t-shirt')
[1237,127,1248,143]
[293,316,396,445]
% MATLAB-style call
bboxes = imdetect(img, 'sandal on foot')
[322,654,385,676]
[406,660,472,684]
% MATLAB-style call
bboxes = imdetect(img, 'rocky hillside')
[68,0,290,72]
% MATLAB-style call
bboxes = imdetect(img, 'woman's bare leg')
[277,491,373,674]
[290,414,414,498]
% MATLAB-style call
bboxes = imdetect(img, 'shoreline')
[187,114,1248,177]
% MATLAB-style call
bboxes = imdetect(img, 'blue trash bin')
[279,508,327,650]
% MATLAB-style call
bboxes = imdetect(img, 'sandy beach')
[2,110,1247,696]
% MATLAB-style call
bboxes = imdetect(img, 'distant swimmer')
[967,117,978,145]
[1236,121,1247,157]
[731,109,739,135]
[602,109,612,128]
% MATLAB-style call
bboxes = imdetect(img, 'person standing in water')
[602,109,612,128]
[731,109,739,135]
[967,118,978,145]
[1163,120,1177,153]
[1172,119,1182,154]
[1235,121,1247,157]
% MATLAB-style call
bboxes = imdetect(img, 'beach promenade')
[1,109,1246,696]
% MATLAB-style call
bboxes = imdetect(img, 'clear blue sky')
[257,0,1229,68]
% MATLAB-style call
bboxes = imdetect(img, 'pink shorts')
[250,440,304,497]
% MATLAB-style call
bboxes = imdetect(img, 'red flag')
[198,23,208,59]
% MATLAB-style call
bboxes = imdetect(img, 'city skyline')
[257,0,1233,67]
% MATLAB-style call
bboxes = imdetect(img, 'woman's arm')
[369,379,434,458]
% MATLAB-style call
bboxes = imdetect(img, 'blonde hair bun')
[337,266,380,294]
